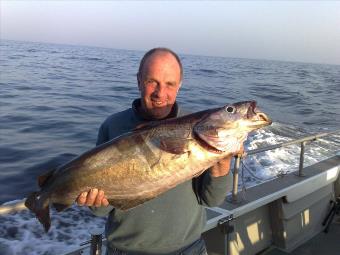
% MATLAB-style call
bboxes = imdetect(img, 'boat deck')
[204,155,340,255]
[261,213,340,255]
[53,155,340,255]
[71,215,340,255]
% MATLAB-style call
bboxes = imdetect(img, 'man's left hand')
[209,145,245,177]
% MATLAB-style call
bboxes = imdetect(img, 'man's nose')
[153,84,166,98]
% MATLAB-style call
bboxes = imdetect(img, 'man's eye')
[166,83,176,88]
[145,80,157,86]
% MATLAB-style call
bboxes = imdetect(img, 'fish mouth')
[247,101,272,128]
[255,112,271,124]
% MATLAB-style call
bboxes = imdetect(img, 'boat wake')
[0,122,339,255]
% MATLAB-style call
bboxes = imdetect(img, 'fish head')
[194,101,272,153]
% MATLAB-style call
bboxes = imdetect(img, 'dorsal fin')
[38,168,56,187]
[133,109,215,131]
[134,121,160,131]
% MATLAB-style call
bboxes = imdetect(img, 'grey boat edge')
[1,129,340,255]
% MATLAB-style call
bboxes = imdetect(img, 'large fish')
[25,101,271,232]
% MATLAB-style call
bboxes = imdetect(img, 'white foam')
[238,122,339,188]
[0,205,106,255]
[0,122,339,255]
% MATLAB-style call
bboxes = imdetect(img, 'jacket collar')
[132,99,179,121]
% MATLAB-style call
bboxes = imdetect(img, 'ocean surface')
[0,40,339,254]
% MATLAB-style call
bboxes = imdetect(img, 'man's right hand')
[76,188,109,207]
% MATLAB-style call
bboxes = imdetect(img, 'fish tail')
[25,192,51,232]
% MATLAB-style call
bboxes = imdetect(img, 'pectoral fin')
[159,138,191,154]
[52,203,69,212]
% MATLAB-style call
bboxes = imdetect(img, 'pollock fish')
[25,101,271,232]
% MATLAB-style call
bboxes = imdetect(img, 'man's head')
[137,48,182,119]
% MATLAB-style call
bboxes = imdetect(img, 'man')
[77,48,238,255]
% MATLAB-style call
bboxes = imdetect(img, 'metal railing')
[231,129,340,202]
[0,129,339,254]
[1,129,339,212]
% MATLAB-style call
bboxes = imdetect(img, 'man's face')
[138,52,182,119]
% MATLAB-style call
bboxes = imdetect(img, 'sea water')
[0,40,339,255]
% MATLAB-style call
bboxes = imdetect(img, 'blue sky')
[1,1,340,65]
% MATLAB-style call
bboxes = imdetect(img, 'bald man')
[77,48,236,255]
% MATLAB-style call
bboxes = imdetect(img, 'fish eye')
[225,106,235,113]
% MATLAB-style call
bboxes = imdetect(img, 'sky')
[1,1,340,65]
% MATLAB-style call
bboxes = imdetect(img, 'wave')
[0,122,338,255]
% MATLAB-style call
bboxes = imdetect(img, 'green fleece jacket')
[91,99,231,254]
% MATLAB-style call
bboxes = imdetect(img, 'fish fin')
[159,138,190,154]
[25,192,38,212]
[37,205,51,232]
[25,192,51,232]
[52,203,69,212]
[38,168,56,187]
[108,196,155,210]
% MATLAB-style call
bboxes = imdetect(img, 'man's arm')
[195,146,244,207]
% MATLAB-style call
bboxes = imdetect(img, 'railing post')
[298,141,306,177]
[89,228,103,255]
[232,155,241,203]
[218,214,234,255]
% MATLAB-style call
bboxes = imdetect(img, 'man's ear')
[137,72,142,91]
[177,82,182,92]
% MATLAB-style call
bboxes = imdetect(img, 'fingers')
[86,188,98,206]
[94,189,105,207]
[77,192,88,206]
[76,189,109,207]
[102,198,109,207]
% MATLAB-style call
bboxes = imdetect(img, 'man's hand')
[209,145,245,177]
[76,188,109,207]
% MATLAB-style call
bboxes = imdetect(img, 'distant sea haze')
[0,40,339,255]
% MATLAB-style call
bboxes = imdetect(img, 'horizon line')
[2,38,339,67]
